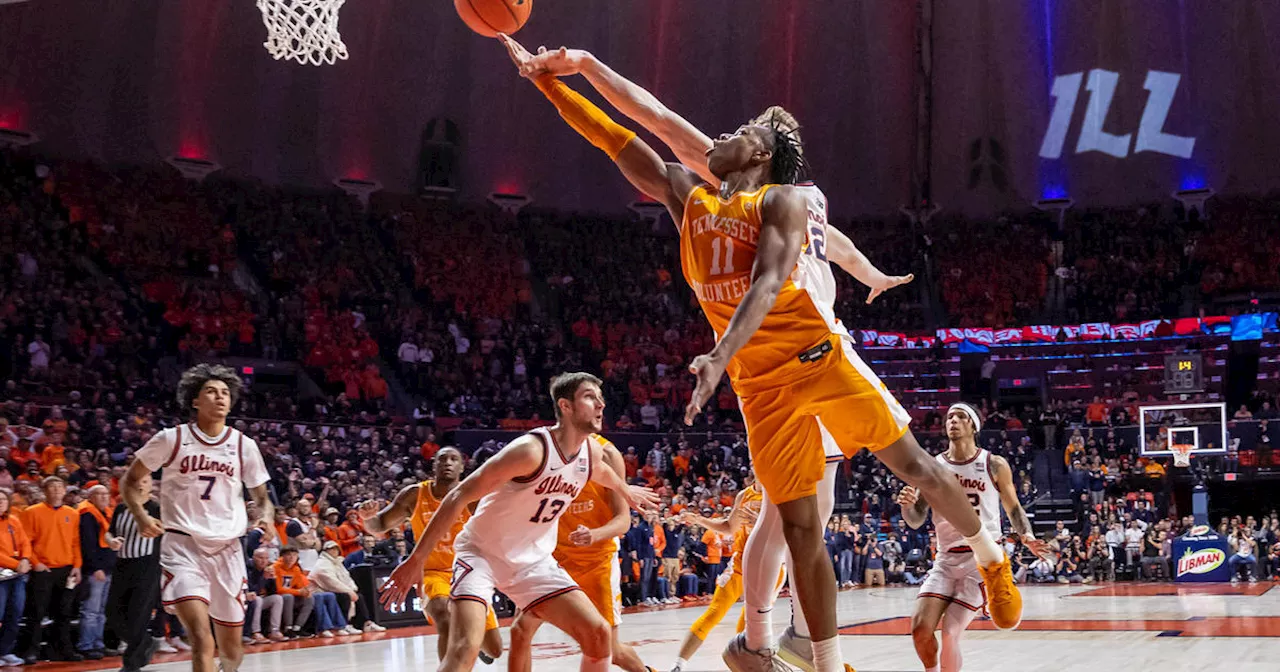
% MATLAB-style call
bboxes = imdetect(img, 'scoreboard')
[1164,353,1204,394]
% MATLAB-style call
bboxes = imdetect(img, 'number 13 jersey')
[455,427,592,569]
[135,424,270,551]
[679,182,846,388]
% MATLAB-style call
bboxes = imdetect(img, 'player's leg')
[171,600,218,672]
[938,602,978,672]
[207,544,249,672]
[773,459,840,671]
[481,609,504,661]
[524,590,612,672]
[425,597,453,660]
[674,572,743,669]
[508,609,544,672]
[909,597,950,672]
[577,559,647,672]
[439,599,489,672]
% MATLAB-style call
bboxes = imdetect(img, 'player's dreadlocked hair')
[751,106,807,185]
[177,363,242,416]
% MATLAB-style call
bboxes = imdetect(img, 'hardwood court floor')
[27,581,1280,672]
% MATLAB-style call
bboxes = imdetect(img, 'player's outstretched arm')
[897,486,930,529]
[500,34,698,219]
[379,437,543,608]
[513,45,718,186]
[825,226,914,304]
[992,455,1048,557]
[684,186,808,425]
[588,442,660,513]
[358,483,418,537]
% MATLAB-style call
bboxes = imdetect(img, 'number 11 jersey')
[455,426,592,569]
[679,182,845,390]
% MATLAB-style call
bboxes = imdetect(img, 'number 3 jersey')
[135,424,270,551]
[455,426,592,569]
[679,182,846,388]
[933,448,1003,552]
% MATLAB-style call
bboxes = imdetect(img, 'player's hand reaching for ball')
[497,34,587,80]
[137,513,164,538]
[685,353,728,426]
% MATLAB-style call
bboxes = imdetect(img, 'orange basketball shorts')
[561,558,622,627]
[422,569,498,630]
[737,334,911,504]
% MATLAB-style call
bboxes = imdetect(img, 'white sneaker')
[154,637,177,654]
[318,630,335,638]
[341,625,362,635]
[362,622,386,632]
[775,626,814,672]
[168,637,192,652]
[0,654,24,666]
[722,632,789,672]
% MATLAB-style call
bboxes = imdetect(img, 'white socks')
[812,636,843,672]
[672,657,688,672]
[964,529,1004,566]
[745,608,773,651]
[926,666,940,672]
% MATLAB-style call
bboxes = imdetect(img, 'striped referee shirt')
[109,500,161,560]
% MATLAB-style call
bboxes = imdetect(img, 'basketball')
[455,0,532,38]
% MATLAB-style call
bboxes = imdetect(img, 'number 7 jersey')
[454,427,593,569]
[679,182,847,388]
[134,424,270,551]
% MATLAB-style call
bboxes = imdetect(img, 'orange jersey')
[679,184,843,388]
[410,480,469,572]
[731,483,765,560]
[555,435,620,567]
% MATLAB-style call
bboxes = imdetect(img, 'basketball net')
[1171,443,1194,468]
[257,0,349,66]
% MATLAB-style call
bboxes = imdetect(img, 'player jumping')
[380,373,659,672]
[357,447,504,664]
[502,35,1022,672]
[897,404,1048,672]
[122,364,275,672]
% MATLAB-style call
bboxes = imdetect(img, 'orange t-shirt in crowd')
[20,502,81,569]
[1086,402,1108,424]
[652,524,666,557]
[336,521,363,556]
[673,455,689,477]
[420,441,441,462]
[701,530,722,564]
[0,515,33,570]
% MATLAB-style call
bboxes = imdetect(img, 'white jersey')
[455,427,592,568]
[136,424,270,551]
[933,448,1003,551]
[792,182,849,339]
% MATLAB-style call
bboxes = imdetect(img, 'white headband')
[948,403,982,434]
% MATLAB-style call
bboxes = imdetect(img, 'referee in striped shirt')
[106,472,161,672]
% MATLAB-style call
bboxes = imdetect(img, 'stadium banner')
[1172,526,1231,583]
[900,314,1277,351]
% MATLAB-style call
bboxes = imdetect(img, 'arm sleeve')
[134,428,175,472]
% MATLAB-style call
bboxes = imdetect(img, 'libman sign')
[1172,527,1231,583]
[1177,548,1225,577]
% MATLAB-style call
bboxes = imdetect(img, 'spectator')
[245,548,287,644]
[77,484,118,659]
[310,540,381,633]
[1229,530,1258,584]
[19,476,81,663]
[0,490,32,667]
[863,538,885,587]
[271,547,317,638]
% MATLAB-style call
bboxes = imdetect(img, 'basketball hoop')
[256,0,349,66]
[1171,443,1194,468]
